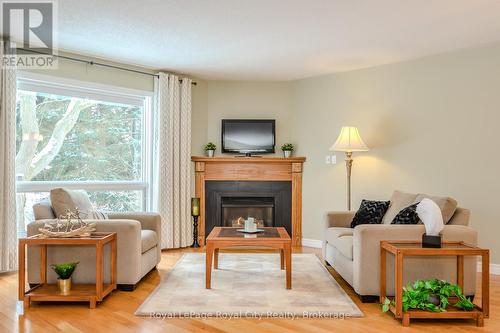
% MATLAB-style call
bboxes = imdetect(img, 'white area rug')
[136,253,363,318]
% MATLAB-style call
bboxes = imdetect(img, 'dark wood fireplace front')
[205,181,292,237]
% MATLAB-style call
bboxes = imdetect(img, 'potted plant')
[381,279,474,313]
[50,262,79,295]
[204,142,216,157]
[281,143,294,158]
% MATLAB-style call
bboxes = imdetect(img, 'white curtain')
[154,73,192,249]
[0,42,17,272]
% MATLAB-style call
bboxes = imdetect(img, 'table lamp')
[330,126,369,210]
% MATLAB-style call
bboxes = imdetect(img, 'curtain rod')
[17,48,197,85]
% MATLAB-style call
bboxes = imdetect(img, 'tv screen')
[222,119,275,154]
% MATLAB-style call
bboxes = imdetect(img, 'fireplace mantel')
[192,156,306,246]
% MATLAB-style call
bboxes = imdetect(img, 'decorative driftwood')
[38,208,97,238]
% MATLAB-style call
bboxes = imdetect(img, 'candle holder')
[191,216,200,248]
[191,198,200,248]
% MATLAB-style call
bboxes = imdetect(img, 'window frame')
[16,71,154,211]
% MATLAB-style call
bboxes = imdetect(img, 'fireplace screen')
[221,197,274,228]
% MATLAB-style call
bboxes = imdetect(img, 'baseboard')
[302,238,322,248]
[477,262,500,275]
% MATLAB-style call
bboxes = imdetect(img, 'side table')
[380,240,489,327]
[19,232,117,309]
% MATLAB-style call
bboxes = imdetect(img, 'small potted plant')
[50,262,79,295]
[204,142,216,157]
[281,143,294,158]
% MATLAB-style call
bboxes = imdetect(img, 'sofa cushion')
[325,227,354,260]
[325,227,354,244]
[141,230,158,253]
[50,188,94,218]
[412,194,457,224]
[382,190,418,224]
[351,199,390,227]
[334,236,353,260]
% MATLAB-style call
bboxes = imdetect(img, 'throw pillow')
[85,210,109,220]
[391,203,420,224]
[351,199,391,228]
[381,190,419,224]
[50,188,94,218]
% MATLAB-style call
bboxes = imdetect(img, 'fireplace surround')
[192,156,305,246]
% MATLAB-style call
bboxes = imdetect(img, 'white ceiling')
[57,0,500,80]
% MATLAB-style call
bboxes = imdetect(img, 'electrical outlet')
[331,154,337,164]
[325,155,331,164]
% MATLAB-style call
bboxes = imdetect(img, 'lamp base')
[422,233,442,248]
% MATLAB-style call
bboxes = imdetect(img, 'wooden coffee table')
[205,227,292,289]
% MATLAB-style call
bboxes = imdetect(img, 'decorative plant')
[204,142,216,151]
[50,262,79,280]
[381,279,475,313]
[281,143,294,151]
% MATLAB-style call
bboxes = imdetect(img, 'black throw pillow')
[350,199,391,228]
[391,203,420,224]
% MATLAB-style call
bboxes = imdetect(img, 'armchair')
[27,200,161,290]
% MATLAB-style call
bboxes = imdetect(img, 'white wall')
[291,43,500,263]
[203,81,293,155]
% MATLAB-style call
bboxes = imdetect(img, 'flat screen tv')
[222,119,275,155]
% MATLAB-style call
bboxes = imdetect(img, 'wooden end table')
[19,232,117,309]
[380,240,489,327]
[205,227,292,289]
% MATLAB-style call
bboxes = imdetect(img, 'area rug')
[135,253,363,318]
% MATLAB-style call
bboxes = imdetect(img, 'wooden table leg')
[477,313,484,327]
[380,244,386,303]
[96,243,103,301]
[90,297,97,309]
[40,245,47,284]
[18,241,26,302]
[395,251,403,319]
[285,243,292,289]
[206,242,213,289]
[214,248,219,269]
[402,313,410,327]
[280,249,284,270]
[457,255,464,292]
[111,237,117,289]
[482,251,490,318]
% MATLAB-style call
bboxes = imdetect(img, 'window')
[15,73,153,234]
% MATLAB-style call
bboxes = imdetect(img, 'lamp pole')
[345,151,353,211]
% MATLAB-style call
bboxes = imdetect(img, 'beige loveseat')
[27,197,161,290]
[323,190,477,302]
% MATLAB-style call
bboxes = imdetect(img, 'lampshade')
[329,126,369,152]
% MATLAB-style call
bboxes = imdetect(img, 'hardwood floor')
[2,246,499,332]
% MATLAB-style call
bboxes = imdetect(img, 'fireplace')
[222,197,274,228]
[205,181,291,237]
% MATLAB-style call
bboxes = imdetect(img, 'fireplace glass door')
[221,197,274,228]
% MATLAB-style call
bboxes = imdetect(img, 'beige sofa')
[323,191,477,302]
[27,200,162,290]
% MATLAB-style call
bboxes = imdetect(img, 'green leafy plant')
[204,142,216,151]
[281,143,294,151]
[381,279,475,313]
[50,262,79,280]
